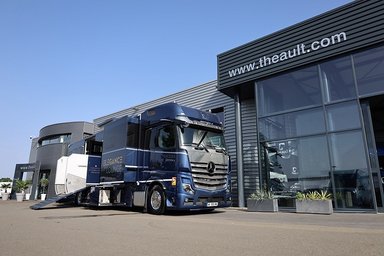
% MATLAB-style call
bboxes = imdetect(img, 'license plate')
[207,202,218,207]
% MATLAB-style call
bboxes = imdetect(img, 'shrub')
[296,190,332,201]
[15,180,30,193]
[248,190,274,200]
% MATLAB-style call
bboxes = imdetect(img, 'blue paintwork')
[86,156,101,184]
[141,102,222,126]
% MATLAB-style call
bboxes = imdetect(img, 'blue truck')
[41,103,231,214]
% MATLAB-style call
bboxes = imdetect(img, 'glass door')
[361,99,384,212]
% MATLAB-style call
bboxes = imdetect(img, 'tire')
[75,188,89,206]
[147,185,166,215]
[75,191,83,206]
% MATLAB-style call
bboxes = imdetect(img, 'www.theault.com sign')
[227,32,347,78]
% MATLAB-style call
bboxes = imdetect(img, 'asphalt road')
[1,200,383,256]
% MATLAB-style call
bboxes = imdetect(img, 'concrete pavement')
[1,200,383,256]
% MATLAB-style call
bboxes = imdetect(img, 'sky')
[0,0,352,178]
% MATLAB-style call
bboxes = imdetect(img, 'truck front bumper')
[171,190,231,210]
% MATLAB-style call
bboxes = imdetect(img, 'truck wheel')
[75,188,89,206]
[147,185,166,215]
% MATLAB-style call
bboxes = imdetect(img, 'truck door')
[141,125,177,181]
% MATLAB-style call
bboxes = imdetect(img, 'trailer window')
[127,123,139,148]
[103,117,127,152]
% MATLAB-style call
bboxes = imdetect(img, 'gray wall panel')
[95,81,232,124]
[240,99,259,202]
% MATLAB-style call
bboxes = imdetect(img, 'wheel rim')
[150,190,162,210]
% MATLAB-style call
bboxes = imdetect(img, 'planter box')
[16,193,24,202]
[247,199,278,212]
[2,193,10,201]
[296,200,333,215]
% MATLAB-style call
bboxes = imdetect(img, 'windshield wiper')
[195,144,209,152]
[195,131,209,152]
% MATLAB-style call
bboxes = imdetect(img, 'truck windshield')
[179,126,226,151]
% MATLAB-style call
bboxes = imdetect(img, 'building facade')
[19,1,384,212]
[20,122,96,199]
[217,0,384,211]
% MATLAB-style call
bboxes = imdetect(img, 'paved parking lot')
[1,200,384,256]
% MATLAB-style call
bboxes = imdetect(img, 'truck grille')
[190,162,228,191]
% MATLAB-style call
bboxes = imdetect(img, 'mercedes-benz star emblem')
[207,161,215,175]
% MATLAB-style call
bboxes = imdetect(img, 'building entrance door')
[361,96,384,212]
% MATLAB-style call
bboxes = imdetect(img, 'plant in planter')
[15,180,30,202]
[1,182,11,200]
[295,190,333,215]
[24,180,32,200]
[40,178,49,200]
[247,190,278,212]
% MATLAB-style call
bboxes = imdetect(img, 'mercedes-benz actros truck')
[45,103,231,214]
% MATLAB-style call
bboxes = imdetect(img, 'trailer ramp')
[30,187,86,210]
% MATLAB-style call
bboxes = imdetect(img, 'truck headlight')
[182,183,195,195]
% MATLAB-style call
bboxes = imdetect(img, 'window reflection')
[255,45,381,210]
[330,131,367,171]
[257,66,322,116]
[261,136,331,200]
[320,56,356,102]
[326,101,361,132]
[158,126,176,149]
[103,117,127,152]
[259,108,325,141]
[180,127,226,149]
[330,131,374,209]
[354,45,384,96]
[39,134,71,147]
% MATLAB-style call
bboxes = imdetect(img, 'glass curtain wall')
[256,44,384,210]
